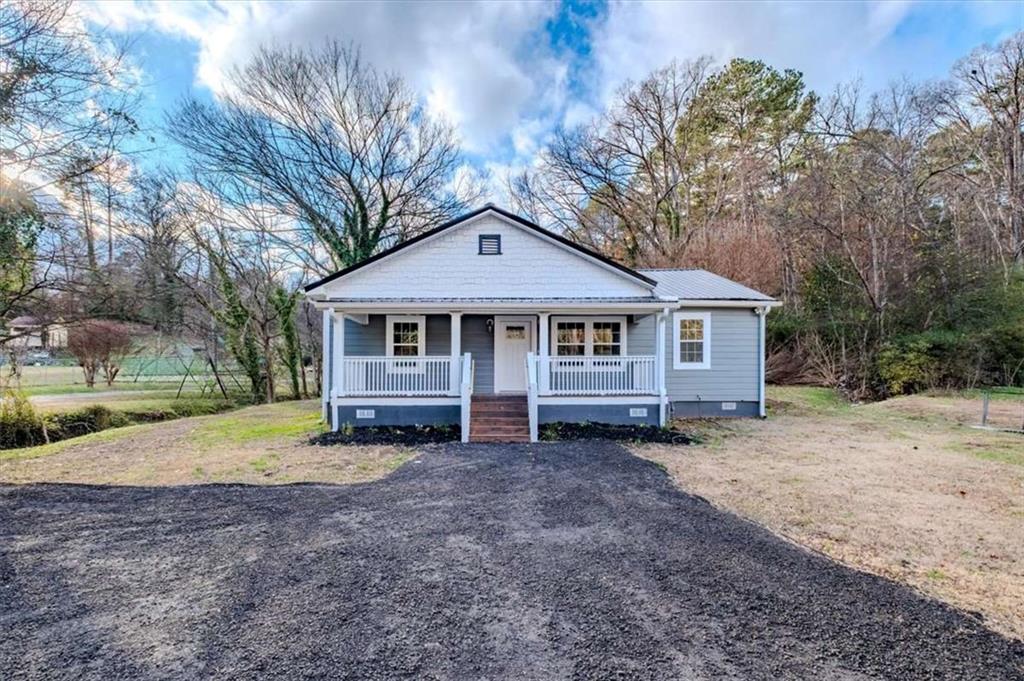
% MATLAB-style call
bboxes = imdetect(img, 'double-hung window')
[386,315,425,372]
[554,321,586,356]
[673,311,710,370]
[551,317,626,368]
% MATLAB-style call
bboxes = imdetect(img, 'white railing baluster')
[338,356,454,396]
[542,355,657,396]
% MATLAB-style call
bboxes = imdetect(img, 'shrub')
[976,323,1024,387]
[50,405,130,440]
[66,320,137,387]
[0,390,48,448]
[876,331,979,396]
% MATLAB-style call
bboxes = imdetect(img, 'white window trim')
[385,315,426,373]
[549,316,627,370]
[673,311,711,370]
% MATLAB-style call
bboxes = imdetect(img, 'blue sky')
[81,0,1022,196]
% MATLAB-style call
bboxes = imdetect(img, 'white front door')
[494,317,535,393]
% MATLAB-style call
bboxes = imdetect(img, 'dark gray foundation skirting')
[669,400,759,418]
[335,404,460,428]
[538,403,660,426]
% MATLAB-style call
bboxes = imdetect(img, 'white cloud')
[78,0,1023,207]
[589,0,1020,106]
[81,0,562,155]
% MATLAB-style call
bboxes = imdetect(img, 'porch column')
[655,308,669,426]
[321,309,332,422]
[449,311,462,396]
[537,312,550,394]
[331,311,345,399]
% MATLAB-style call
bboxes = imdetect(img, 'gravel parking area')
[2,442,1022,680]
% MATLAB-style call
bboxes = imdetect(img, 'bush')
[0,390,48,448]
[976,323,1024,387]
[877,331,982,396]
[121,398,238,422]
[50,405,131,440]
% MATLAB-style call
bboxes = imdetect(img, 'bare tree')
[511,59,712,265]
[942,33,1024,273]
[0,0,140,187]
[118,171,189,332]
[67,319,135,387]
[168,41,479,274]
[172,180,306,403]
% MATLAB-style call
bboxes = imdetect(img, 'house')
[304,205,780,442]
[2,316,69,350]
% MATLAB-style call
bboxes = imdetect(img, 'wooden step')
[471,417,528,426]
[471,422,530,433]
[469,395,529,442]
[470,434,531,443]
[472,399,527,410]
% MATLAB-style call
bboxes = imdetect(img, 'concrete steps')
[469,395,530,443]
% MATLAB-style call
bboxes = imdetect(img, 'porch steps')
[469,395,530,443]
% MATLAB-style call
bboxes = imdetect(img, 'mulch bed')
[311,425,460,446]
[540,421,695,444]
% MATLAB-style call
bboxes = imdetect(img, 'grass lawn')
[0,400,412,486]
[635,386,1024,641]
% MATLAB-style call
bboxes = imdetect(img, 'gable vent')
[478,234,501,255]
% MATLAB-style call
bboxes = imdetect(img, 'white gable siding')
[320,214,651,299]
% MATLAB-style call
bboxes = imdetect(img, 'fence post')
[981,392,989,426]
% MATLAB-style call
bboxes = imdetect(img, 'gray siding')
[462,314,494,394]
[335,404,459,427]
[332,309,761,411]
[344,314,452,356]
[631,309,760,402]
[625,314,656,354]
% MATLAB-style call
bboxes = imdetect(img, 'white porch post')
[537,312,550,395]
[321,309,331,422]
[656,308,669,426]
[331,311,345,402]
[449,311,462,396]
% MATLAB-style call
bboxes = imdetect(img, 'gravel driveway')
[2,442,1022,680]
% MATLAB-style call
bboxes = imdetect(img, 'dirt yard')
[0,400,411,486]
[636,387,1024,641]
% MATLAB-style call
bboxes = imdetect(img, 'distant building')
[3,316,69,350]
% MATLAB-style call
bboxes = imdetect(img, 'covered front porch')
[319,303,672,441]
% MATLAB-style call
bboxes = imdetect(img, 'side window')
[673,312,710,370]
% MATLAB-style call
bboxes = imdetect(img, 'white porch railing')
[459,353,473,443]
[539,355,657,396]
[340,356,454,396]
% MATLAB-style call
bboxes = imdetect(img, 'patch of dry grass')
[634,387,1024,640]
[0,400,412,486]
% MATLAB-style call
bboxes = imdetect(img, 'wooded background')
[2,0,1022,402]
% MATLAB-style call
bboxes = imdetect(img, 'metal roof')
[640,269,776,301]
